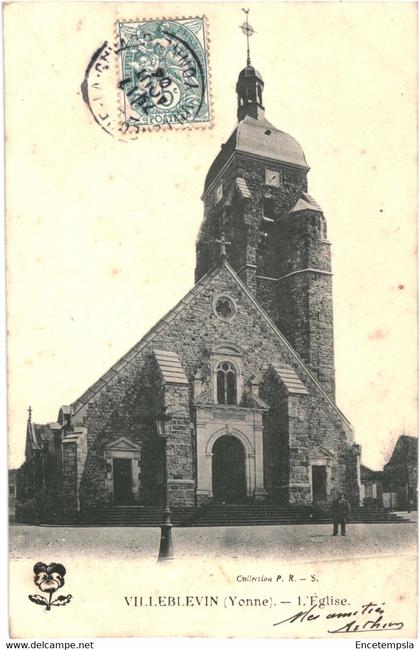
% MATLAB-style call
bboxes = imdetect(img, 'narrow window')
[263,197,274,220]
[217,369,225,404]
[217,362,237,405]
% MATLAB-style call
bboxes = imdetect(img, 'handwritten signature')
[273,602,404,634]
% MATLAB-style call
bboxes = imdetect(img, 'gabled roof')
[242,390,270,411]
[289,192,322,214]
[361,464,383,480]
[71,259,352,433]
[25,421,55,457]
[308,446,335,459]
[384,435,418,469]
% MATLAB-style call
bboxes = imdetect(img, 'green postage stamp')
[118,18,211,128]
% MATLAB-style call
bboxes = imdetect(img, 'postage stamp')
[81,16,212,139]
[118,18,211,128]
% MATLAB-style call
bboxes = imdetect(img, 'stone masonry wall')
[62,441,78,513]
[196,153,307,284]
[260,369,290,503]
[73,263,356,508]
[197,151,335,399]
[164,383,194,507]
[274,211,335,398]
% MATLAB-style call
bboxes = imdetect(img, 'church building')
[17,52,363,520]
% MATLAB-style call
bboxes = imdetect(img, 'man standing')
[331,493,351,536]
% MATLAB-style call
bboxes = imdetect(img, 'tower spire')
[240,9,254,66]
[27,405,32,423]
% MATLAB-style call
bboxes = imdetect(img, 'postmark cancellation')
[82,16,212,138]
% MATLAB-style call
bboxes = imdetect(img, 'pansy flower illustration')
[29,562,72,610]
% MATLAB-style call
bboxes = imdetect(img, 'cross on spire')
[215,232,231,258]
[27,405,32,422]
[240,8,255,66]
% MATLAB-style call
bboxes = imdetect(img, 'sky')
[5,1,418,471]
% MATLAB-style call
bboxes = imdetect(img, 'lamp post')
[156,406,174,561]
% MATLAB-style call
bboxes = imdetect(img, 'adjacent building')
[383,435,417,510]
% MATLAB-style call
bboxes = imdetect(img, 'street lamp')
[156,406,174,561]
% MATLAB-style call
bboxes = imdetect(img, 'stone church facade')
[17,61,362,518]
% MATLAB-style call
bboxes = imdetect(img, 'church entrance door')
[113,458,133,505]
[312,465,327,502]
[212,435,246,503]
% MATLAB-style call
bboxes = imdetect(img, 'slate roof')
[153,350,188,384]
[361,464,383,480]
[204,115,309,193]
[271,363,309,395]
[384,435,418,469]
[289,192,322,214]
[27,422,55,451]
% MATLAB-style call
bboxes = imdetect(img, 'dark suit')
[331,497,351,536]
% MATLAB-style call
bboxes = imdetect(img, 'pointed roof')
[71,259,352,433]
[384,434,418,468]
[25,420,55,459]
[26,418,38,450]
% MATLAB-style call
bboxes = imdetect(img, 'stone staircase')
[77,504,412,527]
[188,504,411,526]
[78,505,195,527]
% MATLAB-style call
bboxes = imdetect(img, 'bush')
[16,489,60,524]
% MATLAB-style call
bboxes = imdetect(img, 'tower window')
[263,197,275,220]
[217,362,237,405]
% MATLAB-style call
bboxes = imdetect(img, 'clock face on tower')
[265,168,280,187]
[216,182,223,203]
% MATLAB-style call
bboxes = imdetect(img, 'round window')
[214,295,236,320]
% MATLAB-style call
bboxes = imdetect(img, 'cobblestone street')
[10,518,417,563]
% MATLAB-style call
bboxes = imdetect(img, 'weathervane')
[240,8,255,66]
[28,405,32,423]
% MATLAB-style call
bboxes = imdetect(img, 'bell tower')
[236,66,264,121]
[195,14,336,399]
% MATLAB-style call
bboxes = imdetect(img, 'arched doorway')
[212,435,246,503]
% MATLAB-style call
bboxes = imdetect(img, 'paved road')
[9,520,417,563]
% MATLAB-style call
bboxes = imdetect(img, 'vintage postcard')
[5,1,418,641]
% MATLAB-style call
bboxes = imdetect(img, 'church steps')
[74,505,412,527]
